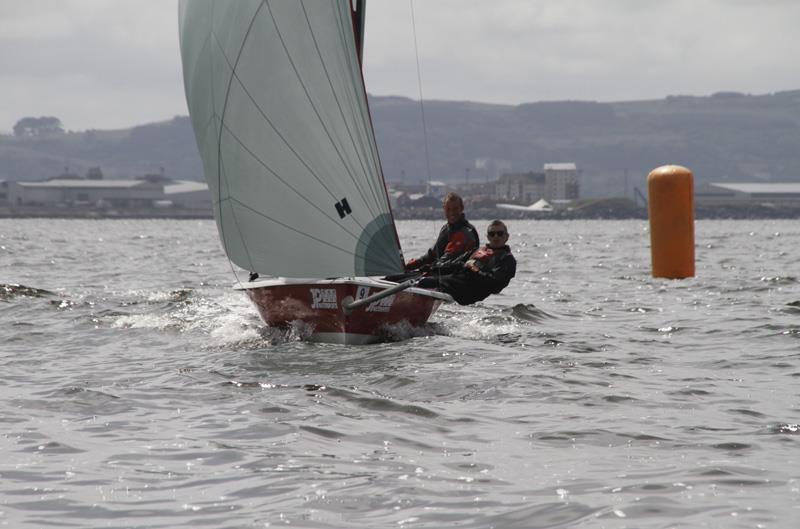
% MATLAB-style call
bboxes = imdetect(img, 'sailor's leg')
[383,271,422,283]
[417,276,443,289]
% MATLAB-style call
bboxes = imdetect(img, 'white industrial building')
[9,179,164,207]
[496,163,580,203]
[163,180,213,210]
[695,183,800,204]
[544,163,580,200]
[495,171,545,203]
[8,178,211,211]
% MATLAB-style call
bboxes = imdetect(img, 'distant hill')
[0,116,201,183]
[3,90,800,197]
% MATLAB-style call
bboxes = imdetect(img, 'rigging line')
[332,8,404,263]
[265,1,381,221]
[332,10,389,211]
[228,197,401,272]
[219,121,400,268]
[334,9,399,231]
[300,1,385,212]
[330,10,404,263]
[410,0,433,189]
[308,3,384,218]
[332,3,390,214]
[213,1,266,277]
[328,10,405,268]
[313,0,380,195]
[408,0,439,260]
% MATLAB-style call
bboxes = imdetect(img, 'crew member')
[405,192,479,271]
[418,220,516,305]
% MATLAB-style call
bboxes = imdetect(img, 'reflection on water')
[1,218,799,528]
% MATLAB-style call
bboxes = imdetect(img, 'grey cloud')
[2,0,800,131]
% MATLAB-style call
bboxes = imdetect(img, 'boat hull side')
[244,282,443,344]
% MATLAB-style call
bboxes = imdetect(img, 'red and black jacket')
[406,216,479,271]
[421,244,517,305]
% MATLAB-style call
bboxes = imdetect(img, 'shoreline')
[0,206,214,220]
[3,203,800,220]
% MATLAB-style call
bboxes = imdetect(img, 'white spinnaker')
[179,0,403,278]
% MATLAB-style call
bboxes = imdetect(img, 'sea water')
[1,218,798,528]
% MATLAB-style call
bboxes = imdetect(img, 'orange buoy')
[647,165,695,278]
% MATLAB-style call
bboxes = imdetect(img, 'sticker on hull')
[366,294,395,313]
[310,288,337,309]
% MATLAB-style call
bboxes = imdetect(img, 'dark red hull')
[241,279,447,344]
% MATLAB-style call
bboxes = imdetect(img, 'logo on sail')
[310,288,337,309]
[366,294,395,313]
[335,198,352,219]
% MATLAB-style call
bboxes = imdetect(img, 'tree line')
[13,116,64,137]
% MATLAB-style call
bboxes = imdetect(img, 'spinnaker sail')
[179,0,403,278]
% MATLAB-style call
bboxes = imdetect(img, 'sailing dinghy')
[179,0,450,344]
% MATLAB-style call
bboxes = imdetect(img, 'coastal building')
[386,190,405,210]
[496,163,580,203]
[427,180,449,199]
[544,163,580,200]
[495,171,545,203]
[391,181,452,200]
[695,183,800,204]
[163,180,212,210]
[9,179,164,208]
[8,177,212,211]
[0,180,8,205]
[406,193,441,208]
[456,181,494,199]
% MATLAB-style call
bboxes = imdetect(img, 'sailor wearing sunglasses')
[418,219,516,305]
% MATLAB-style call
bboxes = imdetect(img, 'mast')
[353,0,366,64]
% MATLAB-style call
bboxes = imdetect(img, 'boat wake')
[102,287,268,346]
[5,281,558,349]
[429,302,551,344]
[508,302,557,322]
[0,283,55,300]
[381,319,438,341]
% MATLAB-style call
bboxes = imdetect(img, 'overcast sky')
[2,0,799,133]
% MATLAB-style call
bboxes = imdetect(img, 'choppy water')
[1,218,799,528]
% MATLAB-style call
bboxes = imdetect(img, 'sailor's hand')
[465,262,479,273]
[404,258,421,271]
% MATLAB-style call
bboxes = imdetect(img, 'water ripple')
[2,218,800,528]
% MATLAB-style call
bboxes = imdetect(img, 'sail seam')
[219,120,395,261]
[213,2,399,270]
[264,1,380,221]
[299,1,385,214]
[228,197,398,272]
[332,6,388,214]
[213,19,371,238]
[213,1,267,274]
[182,0,404,275]
[219,121,399,268]
[335,2,404,264]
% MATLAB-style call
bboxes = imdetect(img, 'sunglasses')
[487,230,506,237]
